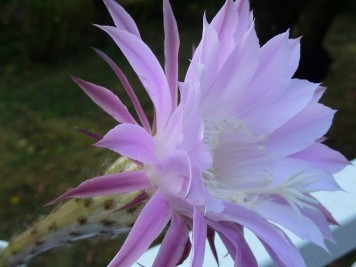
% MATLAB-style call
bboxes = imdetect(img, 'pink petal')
[207,228,219,265]
[190,208,207,267]
[155,106,184,157]
[233,0,253,42]
[234,33,302,118]
[95,123,156,164]
[291,142,349,174]
[255,200,327,249]
[312,85,327,102]
[300,205,335,242]
[306,196,339,225]
[288,37,301,76]
[118,191,148,211]
[97,26,172,130]
[268,103,335,156]
[108,190,172,267]
[103,0,140,37]
[267,157,341,192]
[46,171,150,205]
[259,31,299,78]
[75,127,102,141]
[177,239,192,266]
[211,0,239,64]
[240,78,318,135]
[200,25,260,117]
[163,0,180,107]
[209,202,306,267]
[211,221,257,267]
[184,165,206,206]
[153,213,189,267]
[185,17,220,91]
[93,48,151,132]
[156,150,191,198]
[72,77,136,124]
[179,82,212,171]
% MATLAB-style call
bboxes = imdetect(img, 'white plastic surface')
[0,240,8,251]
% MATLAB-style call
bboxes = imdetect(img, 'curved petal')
[163,0,180,107]
[155,150,191,198]
[179,82,212,170]
[259,31,299,78]
[108,190,172,267]
[190,208,207,267]
[255,200,327,249]
[211,0,239,64]
[268,103,335,156]
[240,79,318,135]
[291,142,349,174]
[72,77,136,124]
[185,17,220,91]
[95,123,156,164]
[211,221,257,267]
[208,202,306,267]
[97,25,172,130]
[200,24,260,117]
[300,205,335,242]
[307,195,338,225]
[103,0,140,37]
[46,171,150,205]
[153,213,189,267]
[233,0,253,42]
[267,157,341,192]
[184,165,206,206]
[207,228,219,265]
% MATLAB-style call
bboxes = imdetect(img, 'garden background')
[0,0,355,266]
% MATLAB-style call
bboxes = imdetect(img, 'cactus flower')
[51,0,348,266]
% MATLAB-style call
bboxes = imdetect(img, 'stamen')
[202,116,317,213]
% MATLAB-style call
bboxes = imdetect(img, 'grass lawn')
[0,8,355,267]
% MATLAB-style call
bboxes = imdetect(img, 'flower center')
[202,116,314,211]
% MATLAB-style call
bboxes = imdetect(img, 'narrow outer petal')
[207,228,219,266]
[108,190,172,267]
[93,48,151,132]
[163,0,180,107]
[72,77,136,124]
[211,221,257,267]
[95,123,156,164]
[153,213,189,267]
[46,171,150,205]
[97,25,172,130]
[103,0,141,37]
[190,208,207,267]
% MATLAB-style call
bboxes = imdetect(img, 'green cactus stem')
[0,157,145,267]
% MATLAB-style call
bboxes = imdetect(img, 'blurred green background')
[0,0,355,266]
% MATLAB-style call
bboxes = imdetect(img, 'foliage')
[0,0,96,64]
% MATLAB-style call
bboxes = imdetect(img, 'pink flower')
[51,0,349,266]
